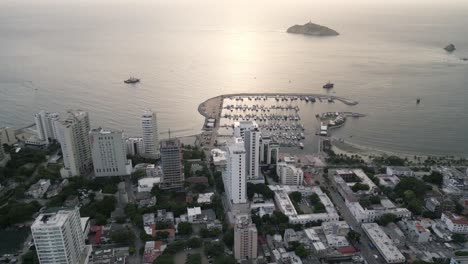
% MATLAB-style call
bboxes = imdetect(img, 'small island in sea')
[287,21,339,36]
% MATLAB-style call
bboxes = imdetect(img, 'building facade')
[159,139,184,189]
[31,208,89,264]
[0,136,5,162]
[90,128,131,177]
[34,110,60,144]
[277,162,304,186]
[223,138,247,204]
[441,212,468,234]
[234,121,261,181]
[260,136,279,165]
[125,137,144,156]
[0,127,16,145]
[55,110,92,177]
[141,110,159,157]
[234,216,258,261]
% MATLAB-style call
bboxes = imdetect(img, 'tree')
[155,231,170,240]
[111,229,135,243]
[346,230,361,243]
[214,256,236,264]
[186,253,202,264]
[187,237,202,248]
[223,229,234,249]
[289,191,302,203]
[294,245,309,258]
[177,222,193,235]
[22,250,39,264]
[453,233,467,244]
[351,183,370,192]
[204,241,225,257]
[154,255,174,264]
[377,213,397,226]
[423,171,443,186]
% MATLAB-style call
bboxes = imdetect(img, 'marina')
[198,93,362,152]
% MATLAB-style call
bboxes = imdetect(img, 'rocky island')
[444,43,456,52]
[287,21,339,36]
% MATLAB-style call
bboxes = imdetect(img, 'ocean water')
[0,0,467,156]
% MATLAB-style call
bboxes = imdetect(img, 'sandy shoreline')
[330,137,435,163]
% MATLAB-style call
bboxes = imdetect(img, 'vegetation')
[214,256,236,264]
[452,233,467,244]
[289,192,303,214]
[187,237,203,248]
[455,251,468,256]
[80,196,117,224]
[327,153,365,165]
[200,228,222,238]
[204,241,225,257]
[177,221,193,235]
[310,193,326,213]
[186,253,202,264]
[351,183,370,192]
[393,177,431,215]
[423,171,444,186]
[373,155,406,166]
[294,244,309,258]
[377,213,398,226]
[22,249,40,264]
[223,229,234,249]
[111,228,135,243]
[346,230,361,242]
[252,211,291,236]
[247,183,274,200]
[0,201,41,227]
[359,195,381,208]
[289,191,302,203]
[182,145,206,160]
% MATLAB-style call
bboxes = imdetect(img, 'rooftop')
[362,223,405,263]
[32,209,76,229]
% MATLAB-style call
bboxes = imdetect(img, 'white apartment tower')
[34,110,60,144]
[223,138,247,204]
[277,162,304,186]
[31,208,89,264]
[55,110,92,178]
[141,110,159,157]
[90,128,132,177]
[125,137,144,156]
[233,121,260,180]
[234,216,258,261]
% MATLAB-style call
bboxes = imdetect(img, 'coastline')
[330,137,432,163]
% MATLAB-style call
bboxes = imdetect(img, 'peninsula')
[287,22,339,36]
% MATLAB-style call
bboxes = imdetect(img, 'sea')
[1,0,467,157]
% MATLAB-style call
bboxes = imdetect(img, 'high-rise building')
[0,127,17,145]
[31,208,90,264]
[0,136,5,162]
[90,128,132,177]
[141,110,159,157]
[277,162,304,186]
[234,216,258,261]
[125,137,144,156]
[260,136,279,165]
[223,138,247,204]
[55,110,92,178]
[160,139,184,189]
[34,110,60,144]
[233,121,260,180]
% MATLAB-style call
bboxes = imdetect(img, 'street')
[318,172,380,264]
